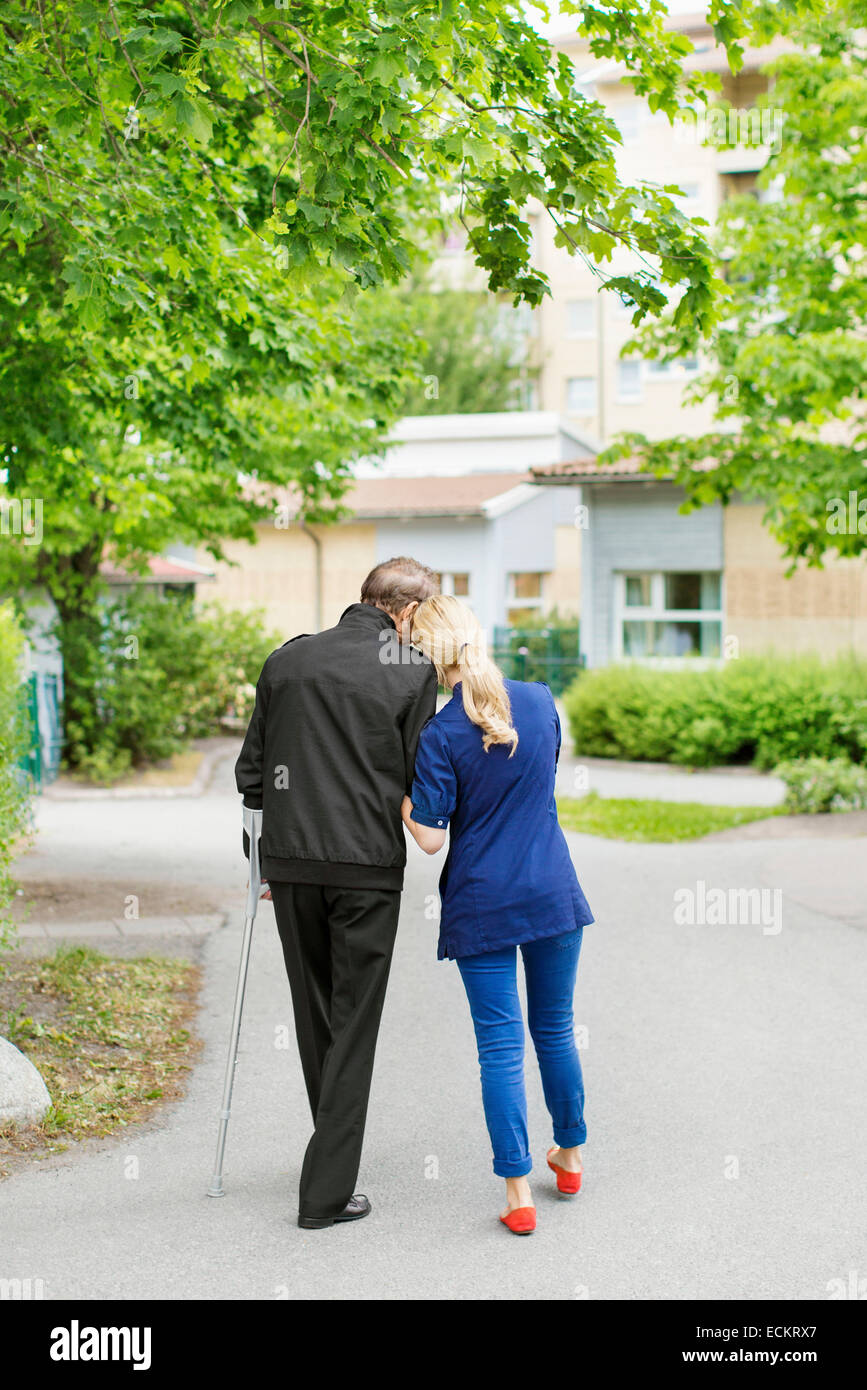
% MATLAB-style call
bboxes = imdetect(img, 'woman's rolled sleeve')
[410,723,457,830]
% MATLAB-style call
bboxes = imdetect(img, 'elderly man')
[235,557,439,1229]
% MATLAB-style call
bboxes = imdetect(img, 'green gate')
[492,625,584,696]
[17,671,63,791]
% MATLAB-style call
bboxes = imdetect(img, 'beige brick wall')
[197,522,377,641]
[546,524,582,618]
[724,504,867,656]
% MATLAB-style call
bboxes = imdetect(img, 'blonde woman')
[401,596,594,1235]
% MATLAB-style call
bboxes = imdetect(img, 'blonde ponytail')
[411,596,518,756]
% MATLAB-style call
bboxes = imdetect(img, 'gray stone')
[0,1036,51,1127]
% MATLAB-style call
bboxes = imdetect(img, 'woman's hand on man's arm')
[401,795,447,855]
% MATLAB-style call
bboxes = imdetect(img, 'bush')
[563,653,867,770]
[773,757,867,814]
[0,603,33,945]
[62,590,279,783]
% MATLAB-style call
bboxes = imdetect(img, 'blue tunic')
[409,679,594,960]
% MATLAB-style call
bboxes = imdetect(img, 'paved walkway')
[554,754,786,807]
[2,749,865,1299]
[10,747,247,935]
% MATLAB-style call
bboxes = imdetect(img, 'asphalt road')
[2,753,866,1300]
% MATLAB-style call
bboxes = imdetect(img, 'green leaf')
[173,95,213,145]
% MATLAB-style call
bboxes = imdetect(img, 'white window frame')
[616,358,643,403]
[612,570,725,666]
[565,298,596,339]
[615,100,643,144]
[565,375,596,414]
[438,571,472,601]
[646,359,674,380]
[646,355,701,381]
[506,571,547,617]
[498,300,537,341]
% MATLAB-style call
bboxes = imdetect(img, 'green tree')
[611,0,867,567]
[0,0,754,759]
[393,284,537,415]
[0,603,31,943]
[61,589,279,782]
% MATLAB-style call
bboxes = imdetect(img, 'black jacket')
[235,603,438,890]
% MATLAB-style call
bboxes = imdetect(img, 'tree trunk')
[44,543,105,771]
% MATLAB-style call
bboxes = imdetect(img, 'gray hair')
[360,556,439,615]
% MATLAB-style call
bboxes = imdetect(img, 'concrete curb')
[40,740,239,802]
[13,913,227,941]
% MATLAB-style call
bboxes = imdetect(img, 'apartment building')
[198,412,593,640]
[203,17,867,665]
[435,12,790,447]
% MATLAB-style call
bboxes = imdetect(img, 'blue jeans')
[456,927,586,1178]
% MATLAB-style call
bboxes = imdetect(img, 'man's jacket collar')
[338,602,396,633]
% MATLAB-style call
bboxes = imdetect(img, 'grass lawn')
[0,945,200,1177]
[556,792,785,843]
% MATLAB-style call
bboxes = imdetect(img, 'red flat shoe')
[547,1147,582,1195]
[499,1206,536,1235]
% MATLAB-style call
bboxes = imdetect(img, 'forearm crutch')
[207,804,263,1198]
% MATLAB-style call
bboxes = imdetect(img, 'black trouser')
[269,881,400,1220]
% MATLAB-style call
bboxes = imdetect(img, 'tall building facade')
[435,13,789,447]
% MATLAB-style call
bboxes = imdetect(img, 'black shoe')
[298,1194,371,1229]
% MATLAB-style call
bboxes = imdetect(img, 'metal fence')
[492,625,584,697]
[17,671,64,790]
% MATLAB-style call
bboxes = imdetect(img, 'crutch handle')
[242,806,263,917]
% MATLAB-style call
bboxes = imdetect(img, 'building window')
[615,101,643,144]
[646,356,700,380]
[647,359,673,379]
[624,573,653,607]
[499,300,537,340]
[435,572,471,599]
[507,572,547,624]
[721,170,761,201]
[566,298,595,337]
[615,571,723,660]
[616,359,642,402]
[565,376,596,413]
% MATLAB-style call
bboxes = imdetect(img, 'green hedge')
[0,603,32,944]
[562,655,867,769]
[63,589,279,783]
